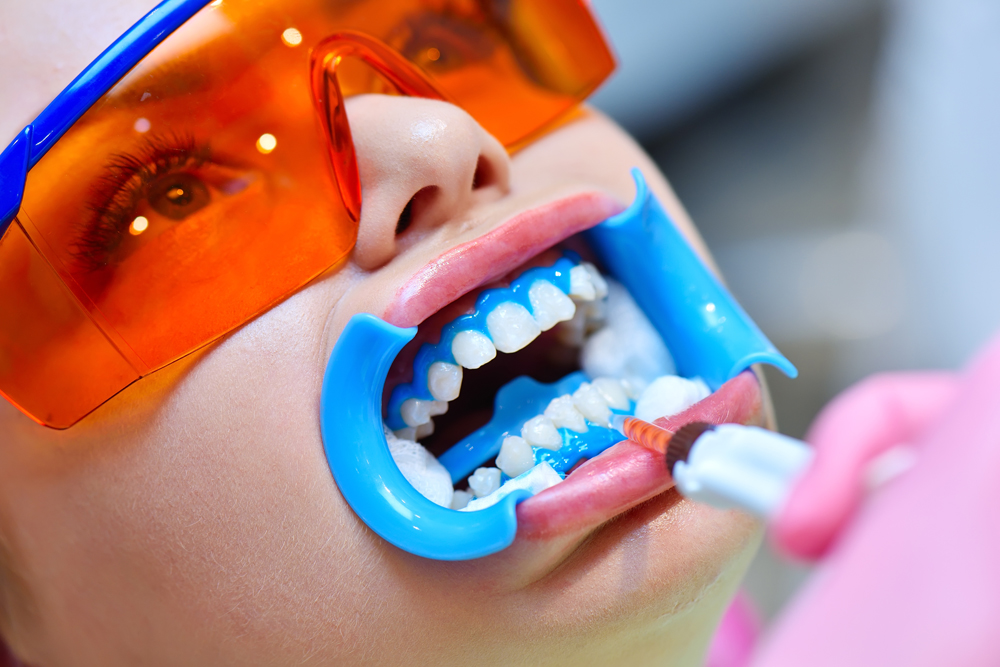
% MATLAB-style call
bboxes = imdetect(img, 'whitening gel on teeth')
[611,416,813,519]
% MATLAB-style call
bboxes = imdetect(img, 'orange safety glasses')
[0,0,614,428]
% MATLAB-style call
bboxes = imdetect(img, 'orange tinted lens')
[376,0,615,147]
[0,222,140,427]
[12,3,356,428]
[4,0,613,428]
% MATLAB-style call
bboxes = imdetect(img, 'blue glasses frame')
[0,0,211,239]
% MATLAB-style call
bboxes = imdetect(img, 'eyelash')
[72,134,211,270]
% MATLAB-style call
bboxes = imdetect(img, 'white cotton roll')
[581,280,676,385]
[384,429,454,508]
[634,375,711,423]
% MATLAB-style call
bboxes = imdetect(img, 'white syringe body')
[671,424,813,519]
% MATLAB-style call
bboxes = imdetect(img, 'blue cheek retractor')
[320,315,533,560]
[319,169,797,561]
[584,170,799,388]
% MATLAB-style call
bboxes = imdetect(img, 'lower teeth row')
[449,372,709,511]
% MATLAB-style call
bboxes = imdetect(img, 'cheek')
[510,113,643,202]
[1,277,426,656]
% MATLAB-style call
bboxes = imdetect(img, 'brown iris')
[148,172,210,220]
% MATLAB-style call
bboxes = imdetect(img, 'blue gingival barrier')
[320,170,796,561]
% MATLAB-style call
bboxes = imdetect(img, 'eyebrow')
[106,52,218,108]
[99,0,383,110]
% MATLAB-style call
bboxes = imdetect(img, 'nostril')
[472,154,496,191]
[396,186,437,236]
[396,198,415,236]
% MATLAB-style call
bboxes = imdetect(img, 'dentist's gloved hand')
[751,332,1000,667]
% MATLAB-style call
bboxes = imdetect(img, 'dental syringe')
[610,415,814,519]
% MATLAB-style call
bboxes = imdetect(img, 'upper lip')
[381,190,624,328]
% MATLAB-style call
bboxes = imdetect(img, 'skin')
[0,1,762,665]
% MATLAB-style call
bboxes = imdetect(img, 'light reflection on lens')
[256,133,278,154]
[426,47,441,61]
[282,28,303,47]
[129,216,149,236]
[133,117,151,133]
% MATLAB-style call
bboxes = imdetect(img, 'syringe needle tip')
[618,416,675,455]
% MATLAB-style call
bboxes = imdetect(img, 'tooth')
[394,427,417,441]
[415,419,435,439]
[451,330,497,369]
[486,302,541,353]
[450,489,473,510]
[521,415,563,450]
[619,377,645,400]
[582,262,609,299]
[428,361,463,402]
[580,300,607,334]
[460,462,563,512]
[572,382,612,427]
[400,398,448,427]
[496,435,535,478]
[555,307,587,347]
[544,395,588,433]
[634,376,712,423]
[569,265,596,300]
[528,280,576,331]
[468,466,502,498]
[592,377,630,411]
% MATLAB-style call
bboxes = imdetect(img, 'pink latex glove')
[752,332,1000,667]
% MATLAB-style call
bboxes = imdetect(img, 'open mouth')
[320,170,795,560]
[380,248,714,513]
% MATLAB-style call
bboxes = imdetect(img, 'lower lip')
[514,370,765,541]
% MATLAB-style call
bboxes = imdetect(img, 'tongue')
[514,371,765,540]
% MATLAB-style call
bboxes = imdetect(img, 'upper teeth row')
[387,255,608,434]
[450,263,606,367]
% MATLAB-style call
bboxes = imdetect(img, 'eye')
[147,172,211,220]
[391,12,497,74]
[72,134,258,276]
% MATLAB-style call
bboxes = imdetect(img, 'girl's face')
[0,1,763,665]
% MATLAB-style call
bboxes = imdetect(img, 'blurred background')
[586,0,1000,620]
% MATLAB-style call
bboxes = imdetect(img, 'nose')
[344,95,512,270]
